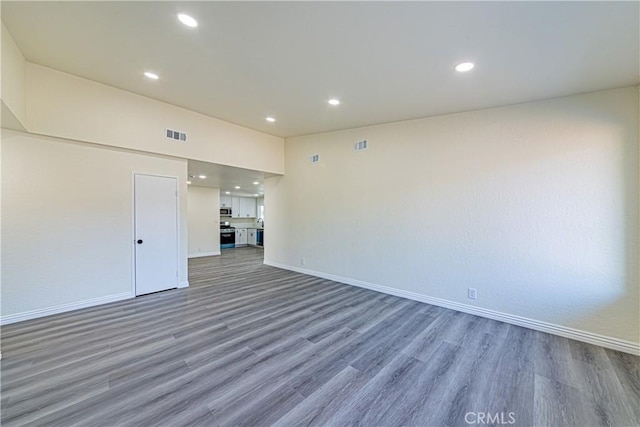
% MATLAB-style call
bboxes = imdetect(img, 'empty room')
[1,2,639,426]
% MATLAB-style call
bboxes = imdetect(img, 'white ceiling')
[2,1,638,139]
[187,160,270,197]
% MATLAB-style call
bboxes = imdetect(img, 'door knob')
[137,239,143,244]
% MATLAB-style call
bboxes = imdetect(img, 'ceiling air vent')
[166,128,187,142]
[354,140,368,151]
[310,154,320,163]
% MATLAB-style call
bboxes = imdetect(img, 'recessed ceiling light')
[225,191,230,195]
[178,13,198,28]
[266,117,276,123]
[253,181,259,185]
[455,62,475,72]
[187,180,192,185]
[235,186,241,189]
[328,99,340,106]
[144,71,159,80]
[198,175,206,179]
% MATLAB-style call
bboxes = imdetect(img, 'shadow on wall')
[568,100,639,343]
[435,102,640,343]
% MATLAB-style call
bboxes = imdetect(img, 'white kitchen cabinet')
[232,197,241,218]
[231,197,256,218]
[240,197,256,218]
[220,196,232,208]
[248,229,257,246]
[235,228,248,246]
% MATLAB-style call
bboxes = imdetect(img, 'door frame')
[131,172,181,297]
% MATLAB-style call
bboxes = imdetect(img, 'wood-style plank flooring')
[1,247,638,426]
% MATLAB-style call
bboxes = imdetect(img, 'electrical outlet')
[468,288,477,300]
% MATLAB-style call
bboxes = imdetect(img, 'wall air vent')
[310,154,320,163]
[354,140,368,151]
[166,128,187,142]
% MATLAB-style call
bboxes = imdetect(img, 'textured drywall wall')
[266,86,639,344]
[1,23,26,128]
[188,186,220,257]
[25,63,284,174]
[1,130,188,317]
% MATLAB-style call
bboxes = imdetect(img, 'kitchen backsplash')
[228,218,262,228]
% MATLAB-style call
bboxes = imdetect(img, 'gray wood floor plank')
[272,366,372,427]
[533,374,602,427]
[401,308,458,362]
[44,347,260,427]
[202,337,316,414]
[480,316,511,339]
[213,382,305,427]
[479,325,536,427]
[327,351,428,426]
[286,301,429,397]
[569,339,613,370]
[423,333,504,427]
[152,403,219,427]
[533,330,581,389]
[347,297,413,333]
[123,339,310,427]
[300,294,386,343]
[1,247,638,427]
[605,348,640,421]
[571,358,637,426]
[1,377,110,427]
[349,310,438,375]
[3,332,182,391]
[205,329,363,417]
[333,341,465,427]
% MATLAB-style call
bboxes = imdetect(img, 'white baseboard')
[264,261,640,356]
[188,251,221,259]
[178,280,189,288]
[0,292,133,325]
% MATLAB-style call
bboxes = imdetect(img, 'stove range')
[220,225,236,248]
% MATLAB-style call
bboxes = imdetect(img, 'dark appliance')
[220,224,235,249]
[220,208,232,217]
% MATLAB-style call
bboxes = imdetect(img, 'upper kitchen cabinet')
[231,197,257,218]
[241,197,256,218]
[232,197,241,216]
[220,195,232,208]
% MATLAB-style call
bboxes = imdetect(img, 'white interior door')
[134,174,178,296]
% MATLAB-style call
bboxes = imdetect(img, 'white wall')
[188,186,220,257]
[0,29,283,323]
[1,23,27,129]
[265,86,640,350]
[25,63,284,175]
[1,130,188,321]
